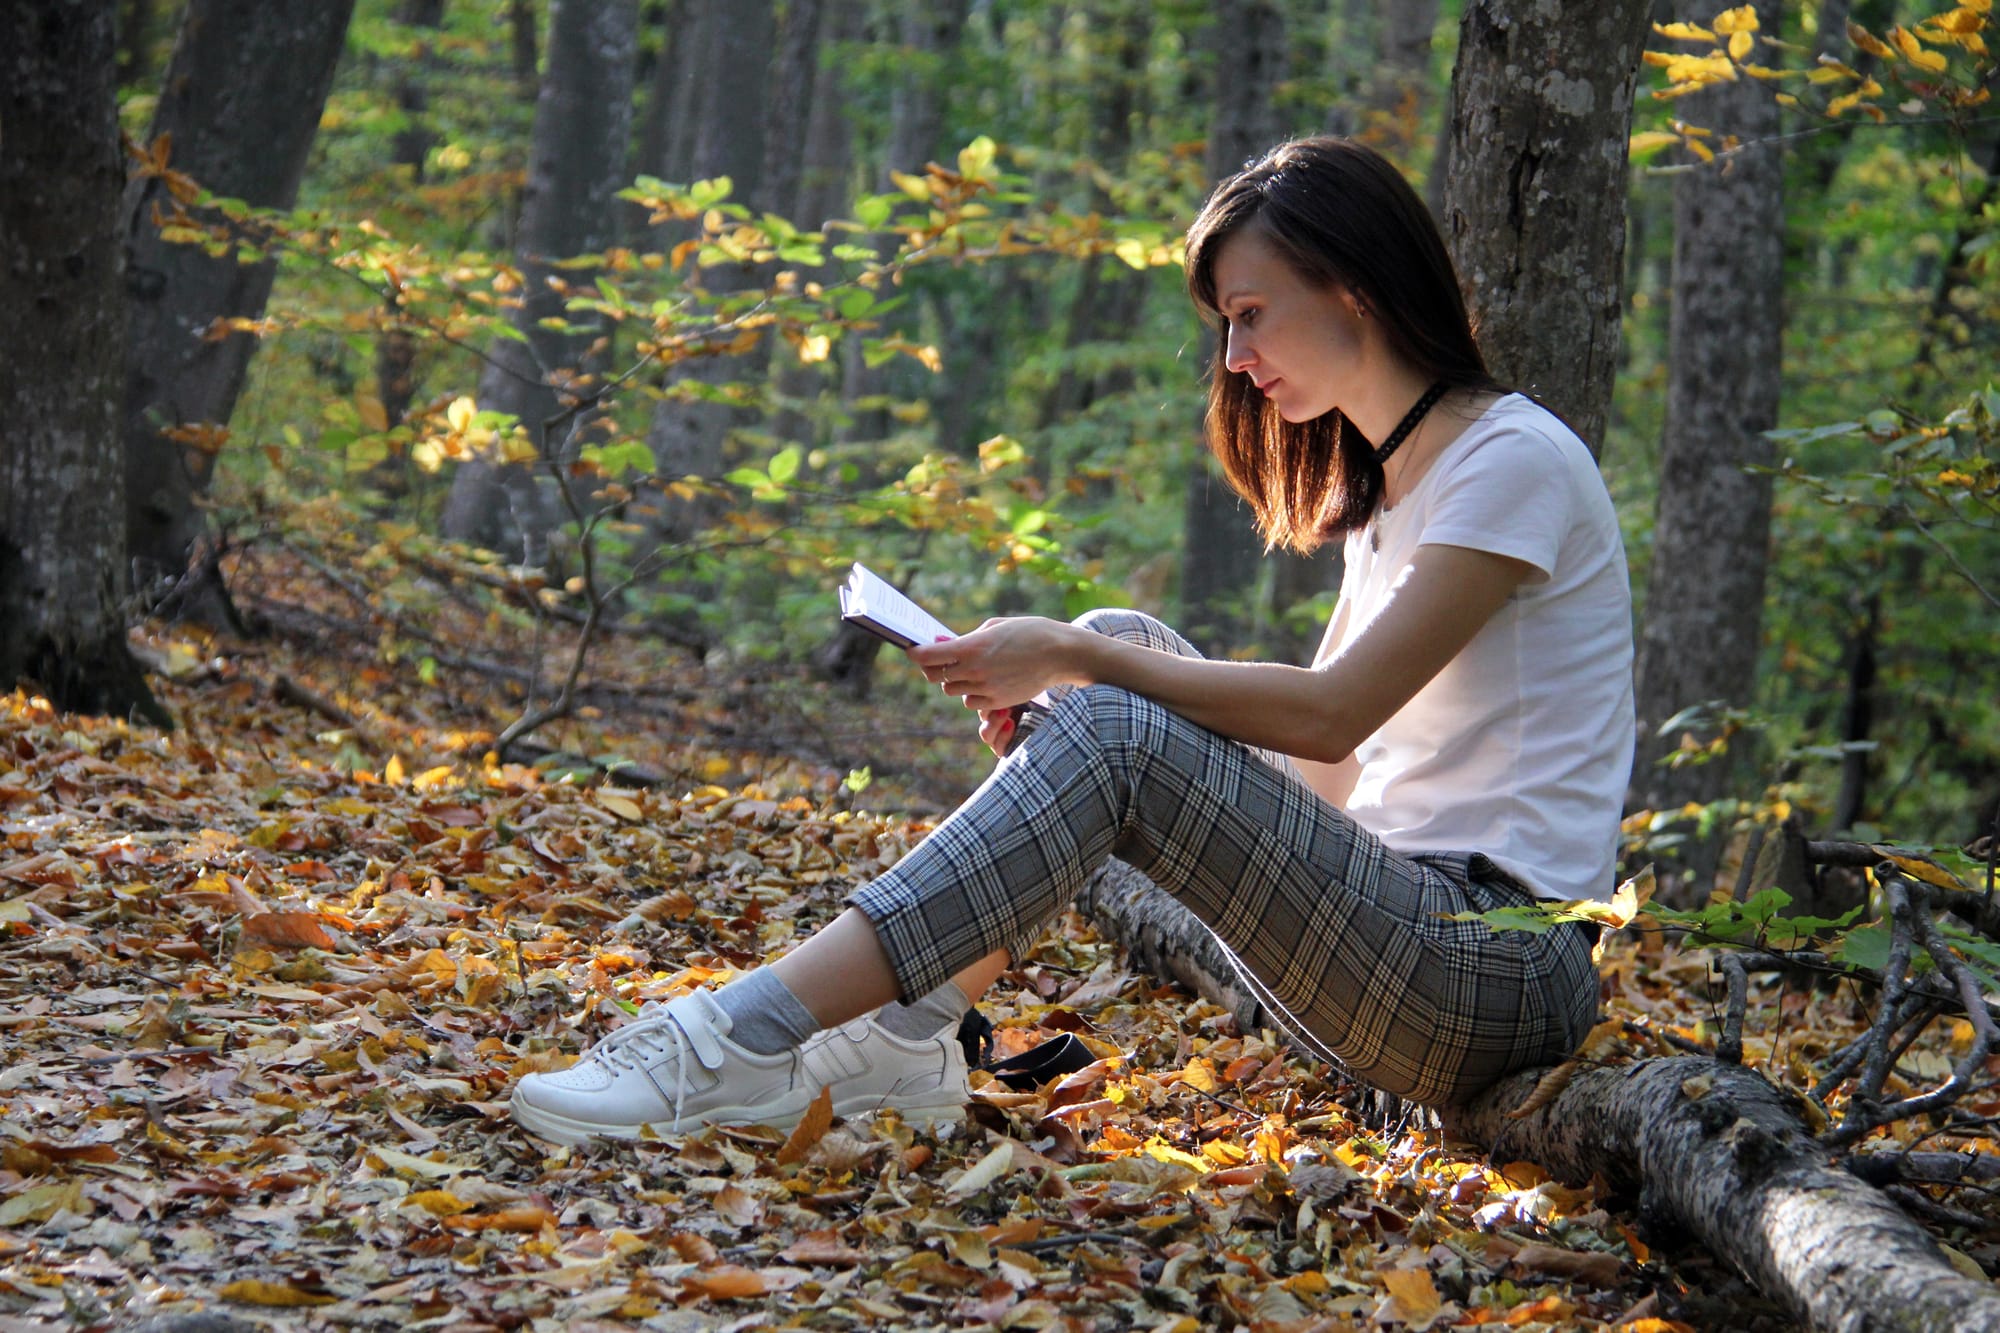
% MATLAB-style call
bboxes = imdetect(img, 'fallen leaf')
[1381,1266,1441,1324]
[442,1205,556,1233]
[240,910,337,951]
[777,1085,833,1165]
[218,1278,337,1307]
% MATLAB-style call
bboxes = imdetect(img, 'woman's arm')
[1290,598,1360,804]
[909,542,1535,766]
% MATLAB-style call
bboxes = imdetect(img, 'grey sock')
[873,982,972,1042]
[711,967,821,1055]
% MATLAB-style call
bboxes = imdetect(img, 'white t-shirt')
[1333,394,1634,902]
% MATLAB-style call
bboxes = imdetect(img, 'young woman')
[510,137,1634,1145]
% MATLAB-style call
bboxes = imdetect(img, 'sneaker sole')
[510,1088,966,1145]
[509,1089,814,1145]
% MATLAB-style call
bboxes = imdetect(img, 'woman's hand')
[976,707,1019,758]
[907,616,1078,715]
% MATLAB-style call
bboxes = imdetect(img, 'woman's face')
[1211,227,1367,424]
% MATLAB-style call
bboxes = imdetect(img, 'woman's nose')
[1222,324,1253,375]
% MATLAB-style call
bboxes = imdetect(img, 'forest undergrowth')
[0,546,1993,1333]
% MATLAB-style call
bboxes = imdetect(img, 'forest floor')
[0,546,1993,1332]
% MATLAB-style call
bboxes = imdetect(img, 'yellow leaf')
[384,754,405,785]
[889,169,931,202]
[1849,21,1897,59]
[1686,137,1716,162]
[1629,130,1683,157]
[219,1280,337,1307]
[1809,62,1858,83]
[1878,850,1970,893]
[796,333,830,364]
[1712,6,1760,36]
[1892,26,1948,71]
[357,395,389,433]
[446,395,476,432]
[956,134,997,181]
[1827,90,1865,116]
[1653,21,1717,41]
[405,1189,469,1216]
[1380,1267,1442,1323]
[1728,29,1753,59]
[1113,237,1151,270]
[598,793,643,822]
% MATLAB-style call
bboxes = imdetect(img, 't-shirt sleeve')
[1416,424,1573,580]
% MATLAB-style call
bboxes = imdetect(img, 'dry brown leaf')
[1509,1241,1623,1286]
[678,1264,775,1300]
[1506,1058,1580,1118]
[240,910,337,951]
[777,1085,833,1165]
[779,1229,871,1266]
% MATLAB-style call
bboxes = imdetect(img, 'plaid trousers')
[849,609,1599,1106]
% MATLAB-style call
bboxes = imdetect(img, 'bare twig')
[1715,953,1751,1066]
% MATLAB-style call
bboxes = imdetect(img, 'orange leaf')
[777,1086,833,1165]
[1506,1295,1577,1325]
[442,1206,556,1233]
[240,911,337,951]
[218,1279,336,1307]
[679,1265,772,1300]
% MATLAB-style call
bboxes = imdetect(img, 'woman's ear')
[1344,288,1370,320]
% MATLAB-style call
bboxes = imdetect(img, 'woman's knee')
[1070,608,1200,658]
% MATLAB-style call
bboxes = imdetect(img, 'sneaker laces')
[578,992,732,1132]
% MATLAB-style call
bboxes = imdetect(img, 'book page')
[840,564,955,648]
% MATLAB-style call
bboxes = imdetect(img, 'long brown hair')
[1185,137,1501,552]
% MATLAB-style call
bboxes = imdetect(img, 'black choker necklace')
[1371,381,1451,466]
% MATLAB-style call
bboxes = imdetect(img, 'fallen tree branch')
[1445,1060,2000,1331]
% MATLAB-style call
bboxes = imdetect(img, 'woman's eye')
[1233,308,1257,328]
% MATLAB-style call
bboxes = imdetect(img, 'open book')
[837,563,956,649]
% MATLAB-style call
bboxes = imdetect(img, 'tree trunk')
[1436,0,1652,455]
[1076,864,2000,1332]
[1180,0,1284,657]
[370,0,447,500]
[817,0,969,695]
[439,0,640,563]
[641,0,777,550]
[2,1,167,726]
[121,0,357,593]
[1629,0,1785,854]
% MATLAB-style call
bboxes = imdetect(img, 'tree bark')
[122,0,357,590]
[1630,0,1785,845]
[1436,0,1652,456]
[1076,864,2000,1332]
[2,0,167,726]
[439,0,640,562]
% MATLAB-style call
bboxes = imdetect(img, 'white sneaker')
[798,1014,971,1129]
[510,990,814,1145]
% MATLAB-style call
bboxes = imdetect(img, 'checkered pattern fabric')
[849,610,1599,1106]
